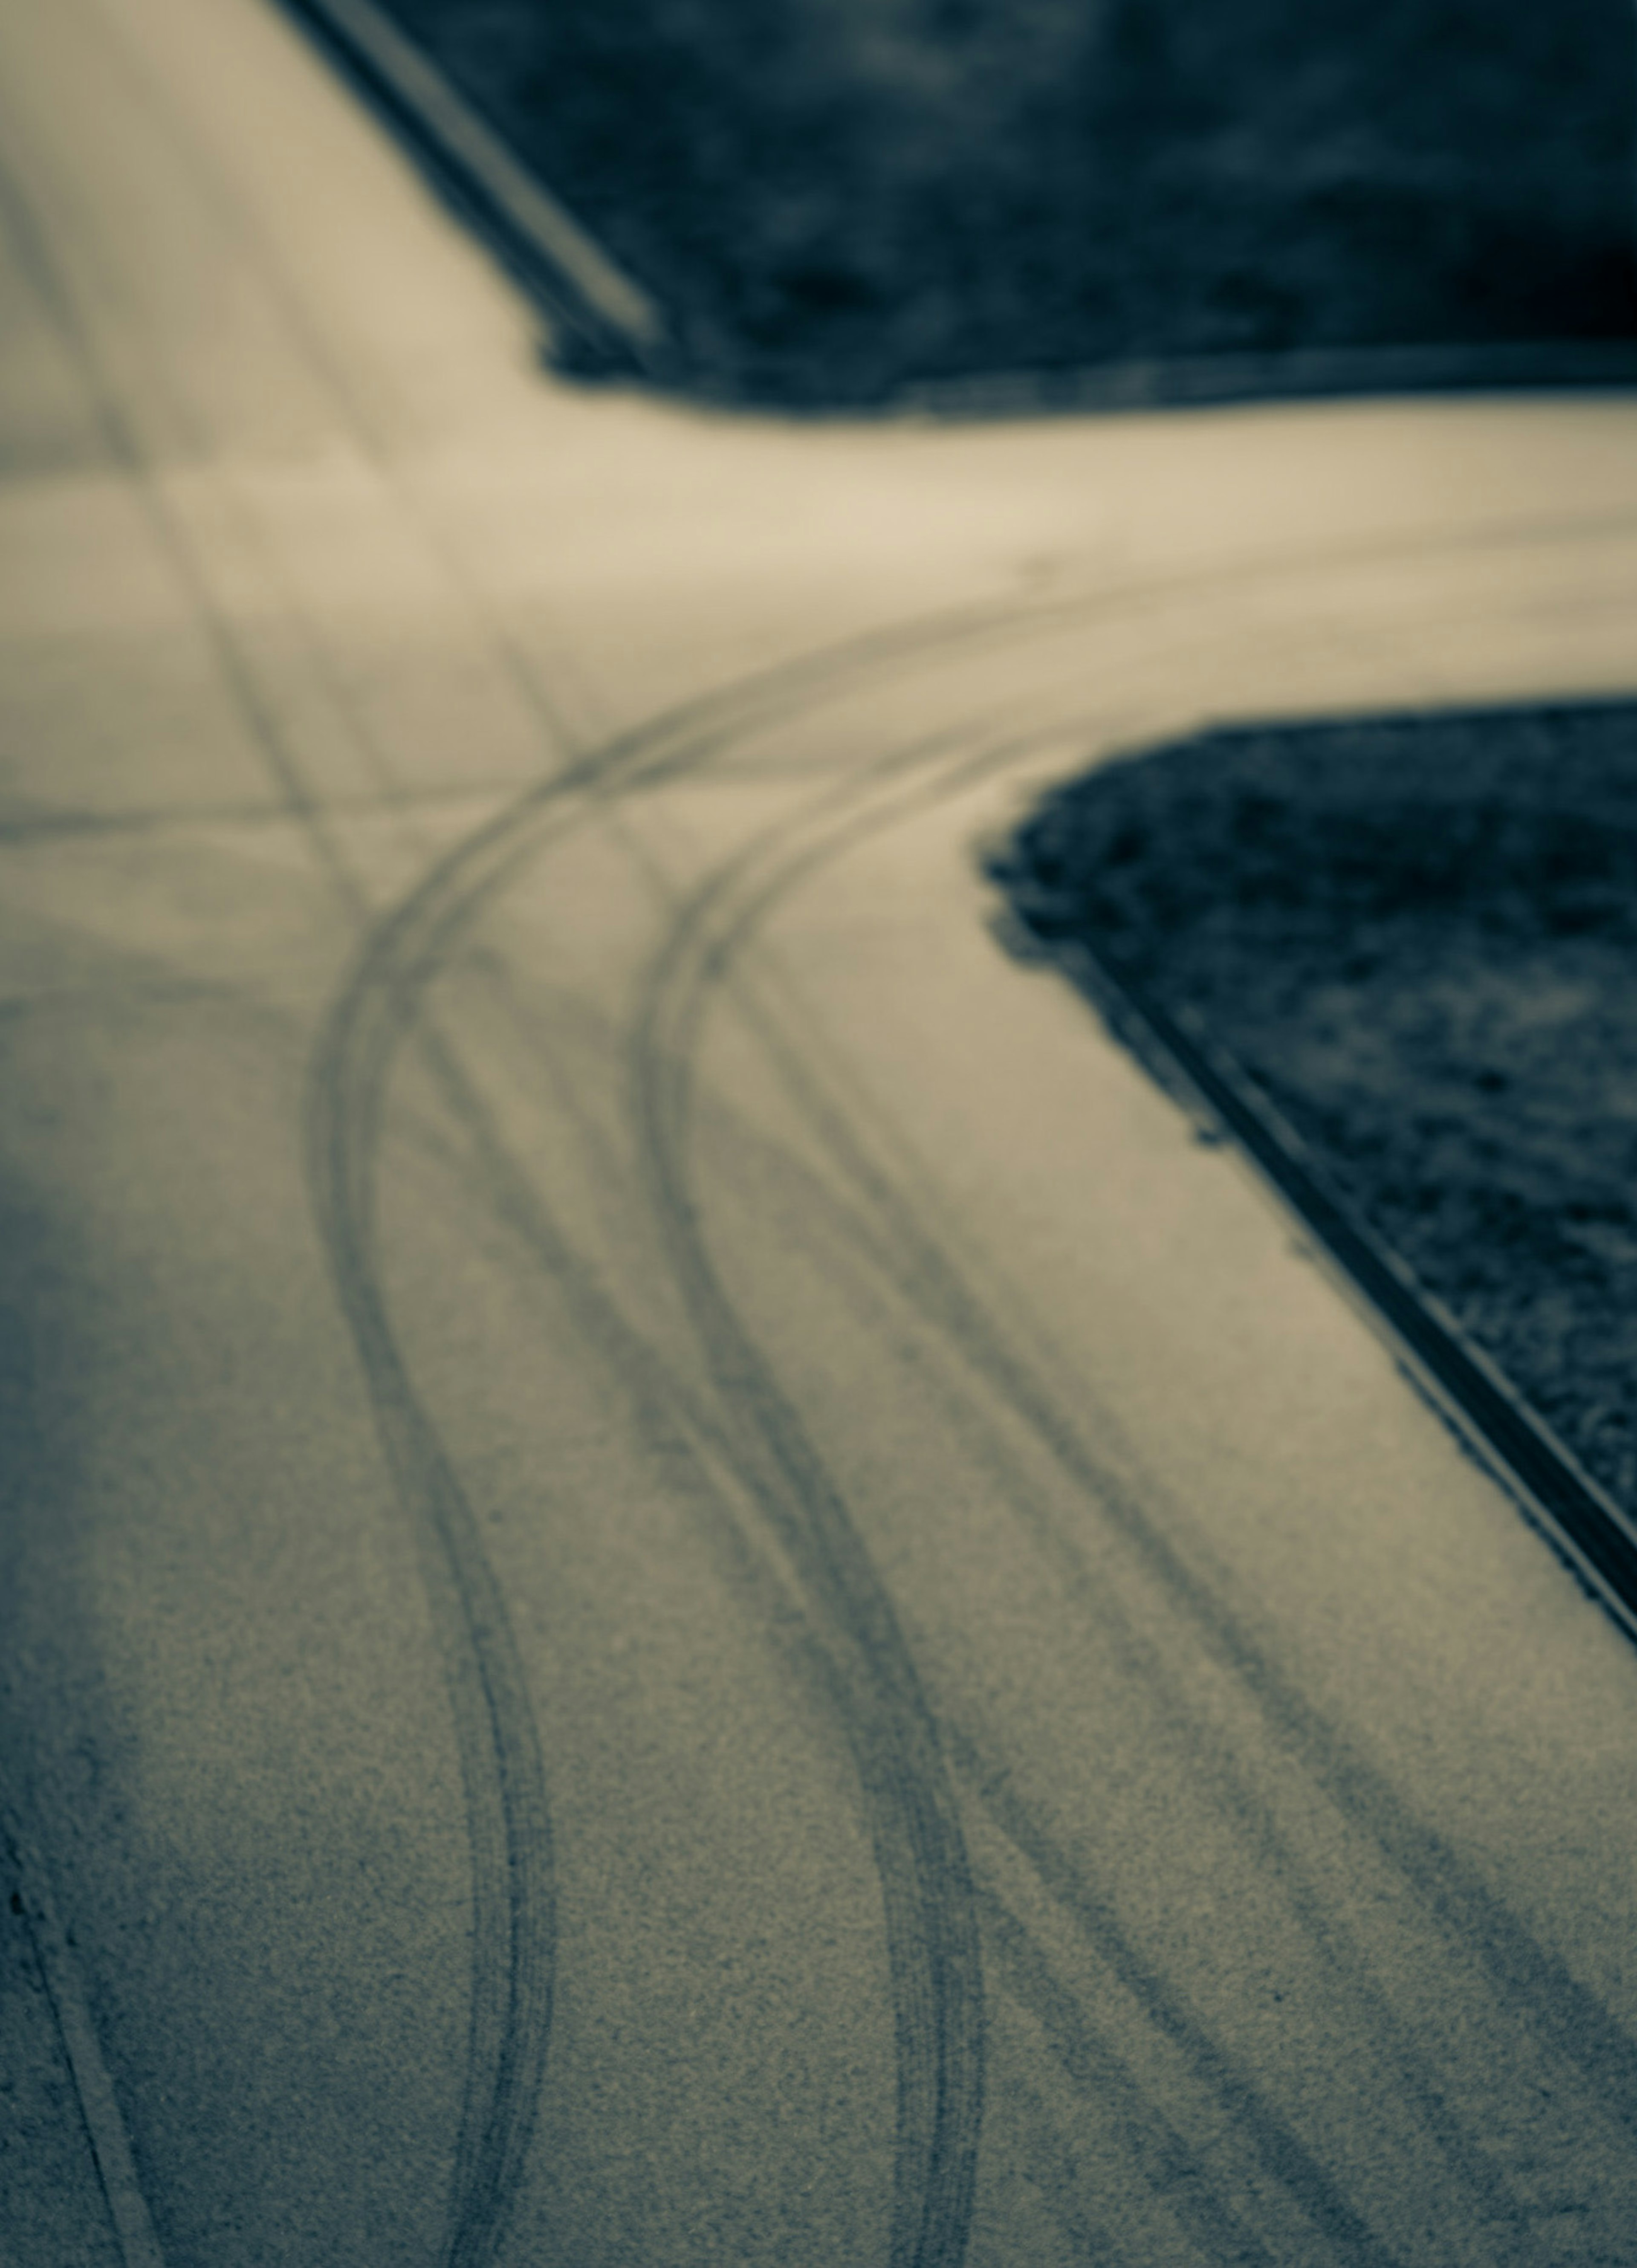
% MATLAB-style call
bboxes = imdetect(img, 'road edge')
[894,339,1637,421]
[267,0,1637,417]
[276,0,667,372]
[1022,927,1637,1651]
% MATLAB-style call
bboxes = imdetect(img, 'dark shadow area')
[367,0,1637,405]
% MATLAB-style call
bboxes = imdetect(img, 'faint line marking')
[1,1805,167,2268]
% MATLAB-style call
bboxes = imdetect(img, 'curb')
[1034,929,1637,1650]
[894,339,1637,422]
[278,0,666,372]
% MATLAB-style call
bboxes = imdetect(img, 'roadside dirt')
[989,700,1637,1513]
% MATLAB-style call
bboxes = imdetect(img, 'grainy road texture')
[4,2,1637,2263]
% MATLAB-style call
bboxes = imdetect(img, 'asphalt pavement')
[5,1,1637,2262]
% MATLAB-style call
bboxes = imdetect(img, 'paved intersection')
[4,1,1637,2260]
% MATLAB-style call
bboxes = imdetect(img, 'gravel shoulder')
[988,700,1637,1519]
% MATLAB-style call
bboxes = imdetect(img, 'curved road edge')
[276,0,667,370]
[1013,923,1637,1652]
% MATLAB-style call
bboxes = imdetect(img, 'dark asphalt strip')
[1038,936,1637,1653]
[631,899,989,2268]
[897,340,1637,424]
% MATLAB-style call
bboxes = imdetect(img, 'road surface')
[4,1,1637,2262]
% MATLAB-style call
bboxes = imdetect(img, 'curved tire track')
[618,625,1637,2256]
[300,590,1079,2268]
[297,583,1148,2265]
[304,517,1637,2264]
[308,962,556,2268]
[624,718,1411,2266]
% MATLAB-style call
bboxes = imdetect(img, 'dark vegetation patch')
[370,0,1636,405]
[988,702,1637,1514]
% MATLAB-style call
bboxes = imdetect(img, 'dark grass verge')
[352,0,1636,409]
[985,699,1637,1526]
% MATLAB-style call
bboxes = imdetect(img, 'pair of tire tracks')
[26,0,1637,2252]
[304,602,1075,2268]
[622,710,1414,2265]
[3,18,1078,2246]
[613,607,1637,2261]
[304,583,1206,2264]
[312,509,1637,2264]
[0,72,557,2265]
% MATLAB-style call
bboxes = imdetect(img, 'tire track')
[626,722,1412,2265]
[298,599,1089,2268]
[620,667,1637,2257]
[313,518,1637,2262]
[23,9,1637,2254]
[307,1019,553,2268]
[711,1071,1543,2256]
[0,88,561,2265]
[0,1805,167,2268]
[976,1885,1280,2268]
[292,521,1637,2263]
[632,923,989,2262]
[21,37,1048,2248]
[7,63,887,2256]
[296,600,1146,2267]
